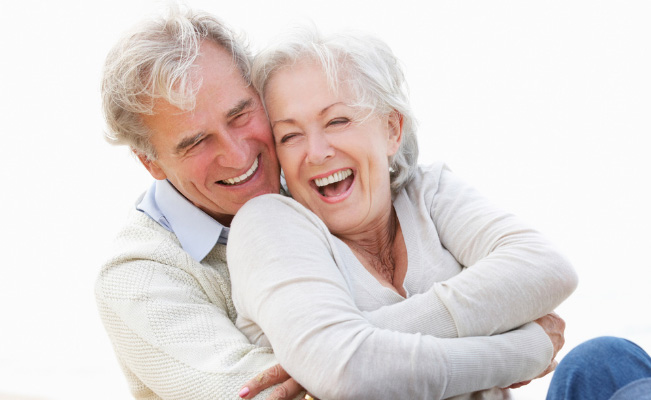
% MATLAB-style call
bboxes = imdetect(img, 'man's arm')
[96,211,288,399]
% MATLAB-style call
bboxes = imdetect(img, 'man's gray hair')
[252,27,419,194]
[101,6,252,159]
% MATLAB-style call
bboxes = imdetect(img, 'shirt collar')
[136,179,229,262]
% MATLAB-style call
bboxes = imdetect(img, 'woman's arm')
[341,163,578,340]
[228,195,553,400]
[424,164,579,337]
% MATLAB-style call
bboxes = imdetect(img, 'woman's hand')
[239,364,307,399]
[507,312,565,389]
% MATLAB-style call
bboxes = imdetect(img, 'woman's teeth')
[314,169,353,187]
[221,157,258,185]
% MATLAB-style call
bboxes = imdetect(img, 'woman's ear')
[135,150,167,180]
[386,111,404,156]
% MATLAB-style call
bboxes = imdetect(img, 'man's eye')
[231,112,251,127]
[190,137,205,149]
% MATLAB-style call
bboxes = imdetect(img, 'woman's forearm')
[427,165,578,336]
[229,195,553,399]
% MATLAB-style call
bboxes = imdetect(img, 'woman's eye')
[328,118,350,127]
[279,133,297,144]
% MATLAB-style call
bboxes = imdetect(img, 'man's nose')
[216,131,249,168]
[305,131,334,165]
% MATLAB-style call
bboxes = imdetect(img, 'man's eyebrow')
[226,98,254,118]
[174,132,205,155]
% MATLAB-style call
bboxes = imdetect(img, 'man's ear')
[386,111,404,156]
[135,150,167,180]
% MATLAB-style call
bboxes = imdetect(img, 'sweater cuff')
[440,322,553,398]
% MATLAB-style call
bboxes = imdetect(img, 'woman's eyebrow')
[271,102,346,128]
[319,102,344,116]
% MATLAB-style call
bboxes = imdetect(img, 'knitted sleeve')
[95,212,279,400]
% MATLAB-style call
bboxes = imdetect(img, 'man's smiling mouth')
[219,157,259,185]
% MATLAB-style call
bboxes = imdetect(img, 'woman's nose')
[305,131,334,165]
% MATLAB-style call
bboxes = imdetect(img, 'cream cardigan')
[229,163,578,399]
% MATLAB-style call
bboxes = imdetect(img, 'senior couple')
[96,6,651,400]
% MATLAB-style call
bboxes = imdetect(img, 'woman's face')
[264,60,402,236]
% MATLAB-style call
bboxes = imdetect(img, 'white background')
[1,1,649,399]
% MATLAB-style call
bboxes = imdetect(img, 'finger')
[239,364,291,398]
[266,378,304,400]
[506,380,532,389]
[536,359,558,379]
[534,313,566,360]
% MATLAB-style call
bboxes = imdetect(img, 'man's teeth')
[221,158,259,185]
[314,169,353,187]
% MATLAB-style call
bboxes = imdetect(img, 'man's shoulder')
[98,209,193,285]
[96,207,230,303]
[113,208,180,253]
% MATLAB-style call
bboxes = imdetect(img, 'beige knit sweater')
[95,209,280,399]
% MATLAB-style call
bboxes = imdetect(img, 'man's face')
[139,41,281,226]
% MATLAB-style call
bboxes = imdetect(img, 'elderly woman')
[228,28,577,400]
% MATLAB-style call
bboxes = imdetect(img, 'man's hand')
[239,364,306,399]
[507,312,565,389]
[535,312,565,368]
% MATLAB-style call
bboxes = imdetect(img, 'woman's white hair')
[101,6,252,159]
[252,26,419,194]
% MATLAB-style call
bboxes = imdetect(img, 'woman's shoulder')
[401,161,452,197]
[241,192,302,208]
[235,193,313,223]
[411,161,451,183]
[400,161,476,216]
[231,194,331,241]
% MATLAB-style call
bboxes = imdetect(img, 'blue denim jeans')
[546,336,651,400]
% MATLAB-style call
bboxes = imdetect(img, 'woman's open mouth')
[312,168,354,198]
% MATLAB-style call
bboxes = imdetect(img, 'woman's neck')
[340,207,407,294]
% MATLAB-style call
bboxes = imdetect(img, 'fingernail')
[239,387,250,398]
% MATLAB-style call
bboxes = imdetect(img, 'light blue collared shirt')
[136,179,229,262]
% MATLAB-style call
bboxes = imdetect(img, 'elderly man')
[96,8,297,399]
[97,6,581,400]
